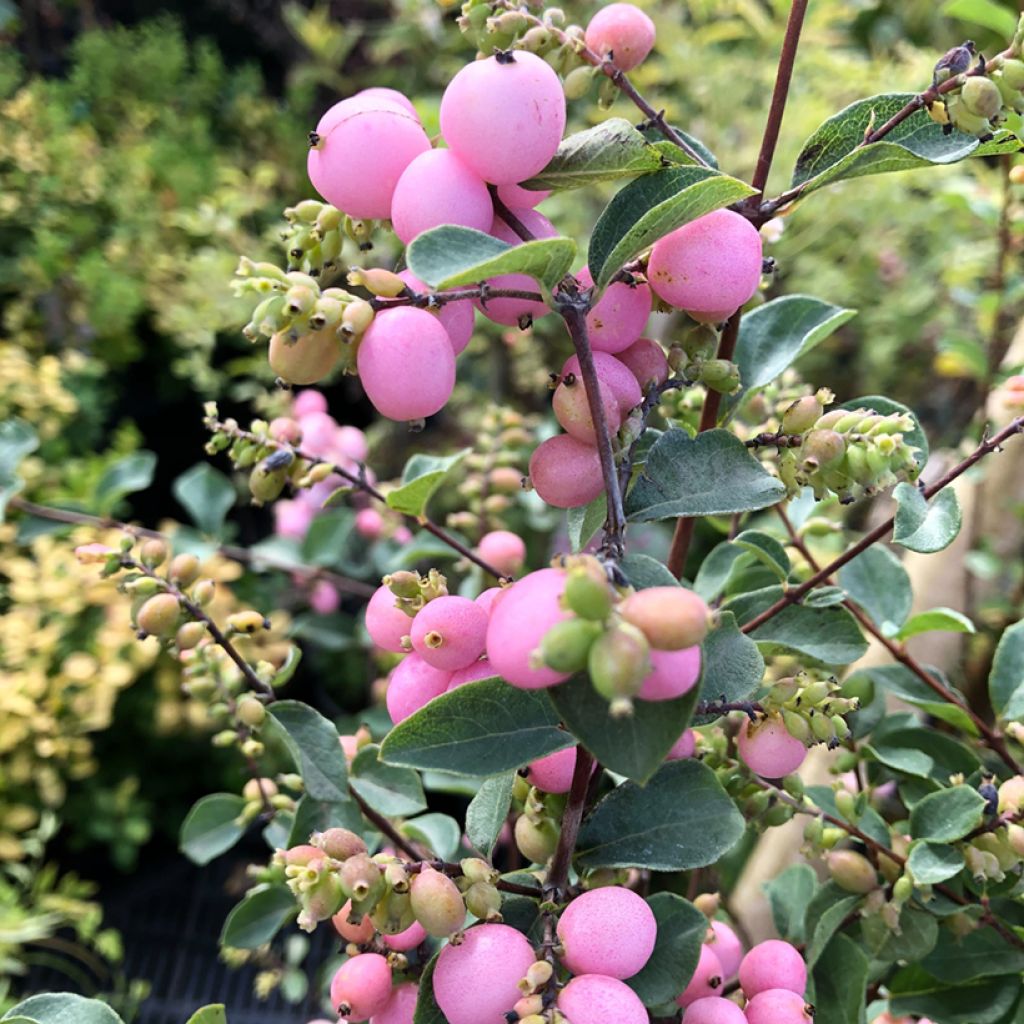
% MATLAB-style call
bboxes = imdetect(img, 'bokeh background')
[2,0,1022,1019]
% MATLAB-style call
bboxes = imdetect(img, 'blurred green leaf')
[764,864,817,943]
[895,607,974,641]
[173,463,236,536]
[94,450,157,511]
[989,620,1024,720]
[219,885,295,949]
[2,995,123,1024]
[0,419,39,521]
[567,494,606,552]
[402,813,462,860]
[942,0,1019,37]
[893,483,962,553]
[465,774,515,858]
[185,1007,227,1024]
[179,793,246,866]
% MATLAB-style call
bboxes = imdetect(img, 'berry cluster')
[929,55,1024,135]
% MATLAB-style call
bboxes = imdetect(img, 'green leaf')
[870,727,979,780]
[893,483,963,554]
[644,126,719,169]
[867,905,939,965]
[838,394,929,470]
[300,508,354,568]
[764,864,817,943]
[549,673,698,783]
[942,0,1019,36]
[812,933,869,1024]
[889,966,1020,1024]
[173,463,236,536]
[387,449,470,518]
[732,530,791,580]
[626,894,707,1007]
[179,793,247,866]
[838,545,911,632]
[94,450,157,511]
[805,889,860,969]
[380,677,572,776]
[620,552,681,589]
[791,93,1021,197]
[0,419,38,520]
[909,785,986,842]
[895,607,975,641]
[922,926,1024,984]
[989,620,1024,721]
[696,612,764,713]
[857,664,979,735]
[413,952,447,1024]
[806,787,892,849]
[2,995,124,1024]
[349,744,426,817]
[185,1007,227,1024]
[219,884,296,949]
[465,774,515,857]
[402,813,462,860]
[908,841,966,885]
[270,644,303,689]
[588,166,756,288]
[576,760,745,870]
[523,118,664,191]
[567,494,607,553]
[626,428,786,522]
[266,701,348,803]
[406,225,575,290]
[733,296,856,396]
[693,541,748,602]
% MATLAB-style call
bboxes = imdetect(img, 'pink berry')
[397,270,475,355]
[496,181,551,208]
[478,209,558,326]
[477,530,526,577]
[292,389,328,417]
[334,424,369,464]
[558,887,657,980]
[357,307,456,421]
[475,587,503,616]
[682,996,747,1024]
[737,717,807,779]
[585,2,657,71]
[529,434,605,509]
[433,923,536,1024]
[365,584,413,653]
[708,921,743,979]
[485,568,572,689]
[526,746,577,794]
[383,920,427,952]
[269,416,302,443]
[310,580,340,615]
[309,104,431,219]
[410,596,488,671]
[557,974,649,1024]
[333,900,376,944]
[577,266,652,354]
[552,371,623,445]
[637,645,702,701]
[298,410,338,455]
[386,654,452,724]
[562,351,642,416]
[647,209,763,322]
[677,944,725,1007]
[743,989,813,1024]
[447,657,497,691]
[370,982,418,1024]
[738,941,806,998]
[440,51,566,185]
[275,499,314,540]
[666,728,697,761]
[356,87,419,119]
[355,508,384,540]
[330,952,393,1021]
[617,338,669,390]
[391,148,493,244]
[316,93,412,135]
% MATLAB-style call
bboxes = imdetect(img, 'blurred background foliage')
[1,0,1022,1015]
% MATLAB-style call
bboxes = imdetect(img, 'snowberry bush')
[7,3,1024,1024]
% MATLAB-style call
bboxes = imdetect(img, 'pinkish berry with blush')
[365,584,413,653]
[329,952,393,1020]
[526,746,577,794]
[677,943,724,1007]
[738,940,806,998]
[475,587,503,616]
[269,416,302,444]
[557,886,657,980]
[552,371,623,445]
[562,352,642,416]
[477,530,526,578]
[617,337,669,390]
[447,657,496,690]
[332,900,376,944]
[355,508,384,539]
[310,580,340,615]
[275,499,314,540]
[496,181,551,208]
[666,728,697,761]
[682,996,747,1024]
[410,595,488,671]
[584,2,657,71]
[708,921,743,979]
[557,974,649,1024]
[293,389,328,417]
[744,989,813,1024]
[529,434,605,509]
[638,645,702,701]
[386,654,452,724]
[577,266,652,354]
[737,717,807,779]
[370,982,418,1024]
[398,269,475,355]
[485,568,572,688]
[383,919,427,952]
[433,923,536,1024]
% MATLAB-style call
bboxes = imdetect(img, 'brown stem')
[349,789,424,860]
[489,185,537,243]
[372,284,545,311]
[742,416,1024,632]
[748,0,810,203]
[546,748,596,901]
[559,301,628,559]
[666,311,743,577]
[8,496,373,596]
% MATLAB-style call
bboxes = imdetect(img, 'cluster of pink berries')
[365,558,712,722]
[680,936,812,1024]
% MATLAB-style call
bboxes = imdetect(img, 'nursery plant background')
[2,0,1024,1023]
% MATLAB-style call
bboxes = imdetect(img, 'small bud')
[227,610,270,634]
[193,579,216,606]
[140,538,168,568]
[347,267,406,298]
[460,858,499,885]
[827,849,878,894]
[236,695,267,727]
[464,881,502,921]
[175,621,206,650]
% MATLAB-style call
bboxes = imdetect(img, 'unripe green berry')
[588,622,651,712]
[341,853,384,901]
[834,788,857,820]
[538,618,603,673]
[465,881,502,921]
[137,593,181,637]
[314,827,368,861]
[460,858,499,885]
[801,429,845,469]
[409,866,466,937]
[701,359,741,394]
[250,462,289,505]
[563,566,614,621]
[563,65,594,100]
[193,579,216,606]
[782,709,811,744]
[140,538,168,568]
[961,76,1002,119]
[236,695,267,727]
[782,395,824,434]
[514,814,559,864]
[827,849,877,893]
[175,621,206,650]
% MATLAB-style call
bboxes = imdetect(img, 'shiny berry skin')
[708,920,743,978]
[557,886,657,979]
[737,717,807,779]
[584,3,657,71]
[397,269,475,355]
[577,266,652,354]
[332,900,376,944]
[329,952,393,1021]
[370,981,418,1024]
[478,209,557,326]
[477,530,526,577]
[617,337,670,390]
[269,327,339,385]
[382,920,427,952]
[526,746,578,794]
[552,371,623,445]
[681,996,747,1024]
[562,352,642,416]
[666,728,697,761]
[528,434,605,509]
[447,657,497,690]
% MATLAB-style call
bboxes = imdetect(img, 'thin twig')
[546,748,596,901]
[372,283,545,312]
[488,185,537,243]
